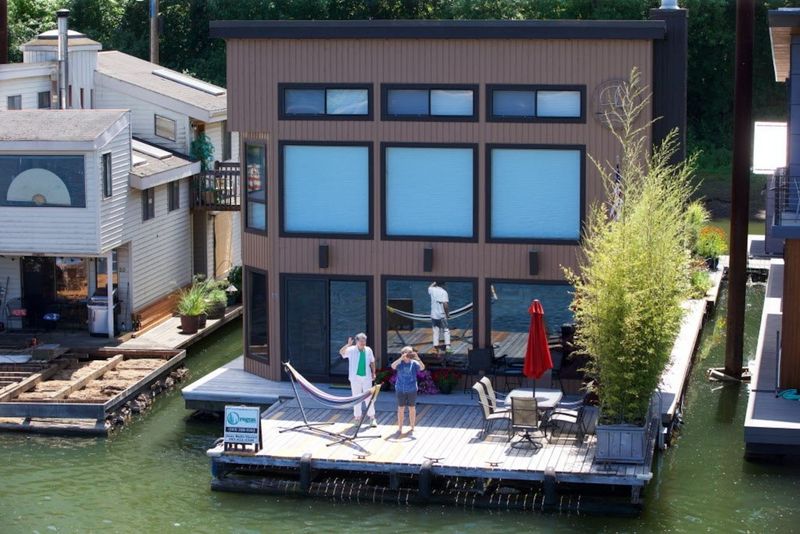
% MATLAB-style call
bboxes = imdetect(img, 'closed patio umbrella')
[523,299,553,395]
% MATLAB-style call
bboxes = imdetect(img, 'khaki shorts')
[396,391,417,407]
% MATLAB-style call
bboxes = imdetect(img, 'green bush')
[684,200,710,252]
[227,266,243,294]
[176,284,207,317]
[689,268,713,299]
[566,69,694,426]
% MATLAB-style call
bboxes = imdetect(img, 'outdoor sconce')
[423,246,433,272]
[319,244,329,269]
[529,250,539,276]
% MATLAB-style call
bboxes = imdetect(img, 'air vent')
[152,69,225,96]
[132,140,171,160]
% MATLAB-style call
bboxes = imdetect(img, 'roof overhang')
[0,113,129,152]
[0,62,55,81]
[210,19,667,41]
[94,71,227,123]
[769,9,800,82]
[129,160,200,190]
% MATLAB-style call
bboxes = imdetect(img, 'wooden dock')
[208,398,655,513]
[120,305,242,350]
[744,259,800,457]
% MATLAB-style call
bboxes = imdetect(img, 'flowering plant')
[431,368,462,389]
[375,367,395,389]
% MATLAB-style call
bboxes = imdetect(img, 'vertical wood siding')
[782,239,800,389]
[227,38,654,380]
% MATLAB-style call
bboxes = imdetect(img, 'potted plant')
[431,368,462,394]
[227,266,242,305]
[176,284,207,335]
[566,69,694,464]
[205,285,227,320]
[695,225,728,271]
[375,367,395,391]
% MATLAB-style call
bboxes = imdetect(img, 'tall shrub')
[566,69,695,425]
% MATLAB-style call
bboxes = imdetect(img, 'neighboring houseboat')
[210,13,687,382]
[0,12,241,338]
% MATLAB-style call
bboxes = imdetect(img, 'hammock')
[281,362,381,447]
[386,302,474,322]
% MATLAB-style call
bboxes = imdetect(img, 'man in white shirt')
[428,281,450,352]
[339,332,377,426]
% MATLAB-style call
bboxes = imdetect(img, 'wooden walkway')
[744,259,800,457]
[121,305,242,350]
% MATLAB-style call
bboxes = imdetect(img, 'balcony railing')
[191,161,240,211]
[768,167,800,239]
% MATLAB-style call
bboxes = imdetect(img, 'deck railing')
[770,167,800,227]
[191,161,240,211]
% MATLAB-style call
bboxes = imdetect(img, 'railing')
[771,167,800,228]
[191,161,240,211]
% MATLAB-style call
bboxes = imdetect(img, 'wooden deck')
[121,305,242,350]
[744,259,800,457]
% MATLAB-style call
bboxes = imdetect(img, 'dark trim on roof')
[769,9,800,28]
[209,19,666,41]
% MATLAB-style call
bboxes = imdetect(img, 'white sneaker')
[370,418,378,428]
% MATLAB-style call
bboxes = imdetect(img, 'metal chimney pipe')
[149,0,159,65]
[0,0,8,64]
[57,9,69,109]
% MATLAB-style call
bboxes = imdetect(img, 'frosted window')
[386,147,473,238]
[492,90,535,117]
[387,90,428,115]
[284,89,325,115]
[430,90,473,116]
[283,145,369,234]
[327,89,368,115]
[537,91,581,118]
[490,148,581,240]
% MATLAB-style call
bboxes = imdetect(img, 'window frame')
[486,84,586,123]
[37,91,51,109]
[167,180,180,211]
[243,140,268,236]
[381,84,479,122]
[278,140,374,240]
[245,267,270,365]
[101,152,113,198]
[7,95,21,110]
[484,278,574,348]
[380,274,479,363]
[142,187,155,221]
[278,83,373,121]
[485,143,586,245]
[154,114,177,142]
[380,142,479,242]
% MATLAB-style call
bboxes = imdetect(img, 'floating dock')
[0,348,185,436]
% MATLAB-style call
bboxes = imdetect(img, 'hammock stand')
[281,362,381,447]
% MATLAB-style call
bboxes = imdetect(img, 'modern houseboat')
[211,12,688,382]
[0,11,241,338]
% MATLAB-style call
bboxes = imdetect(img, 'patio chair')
[548,398,599,443]
[464,348,497,394]
[509,396,544,449]
[472,382,511,439]
[478,376,509,414]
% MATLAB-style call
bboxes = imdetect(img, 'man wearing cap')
[339,333,377,427]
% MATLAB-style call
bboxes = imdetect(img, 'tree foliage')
[5,0,794,160]
[567,69,695,425]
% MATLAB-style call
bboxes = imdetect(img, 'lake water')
[3,283,800,533]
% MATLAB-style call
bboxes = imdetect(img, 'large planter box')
[595,423,649,464]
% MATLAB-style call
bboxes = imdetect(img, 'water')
[2,285,800,533]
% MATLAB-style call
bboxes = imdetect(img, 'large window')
[488,85,584,122]
[489,281,574,361]
[154,114,177,141]
[0,155,85,207]
[142,188,155,221]
[488,146,583,242]
[382,85,477,121]
[384,145,475,240]
[102,153,112,198]
[247,269,269,363]
[384,278,475,360]
[280,84,372,119]
[245,143,266,232]
[281,143,371,237]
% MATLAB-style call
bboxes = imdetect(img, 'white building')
[0,26,241,337]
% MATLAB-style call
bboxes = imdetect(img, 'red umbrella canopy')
[523,299,553,379]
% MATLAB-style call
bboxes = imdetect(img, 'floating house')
[746,8,800,457]
[0,11,241,338]
[210,11,688,382]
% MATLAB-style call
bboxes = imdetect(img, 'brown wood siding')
[227,38,654,380]
[782,239,800,389]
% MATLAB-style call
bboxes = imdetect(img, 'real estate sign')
[224,405,260,446]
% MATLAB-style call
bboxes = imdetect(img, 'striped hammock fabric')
[386,302,474,322]
[284,362,378,408]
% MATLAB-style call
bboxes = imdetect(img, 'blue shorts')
[396,391,417,407]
